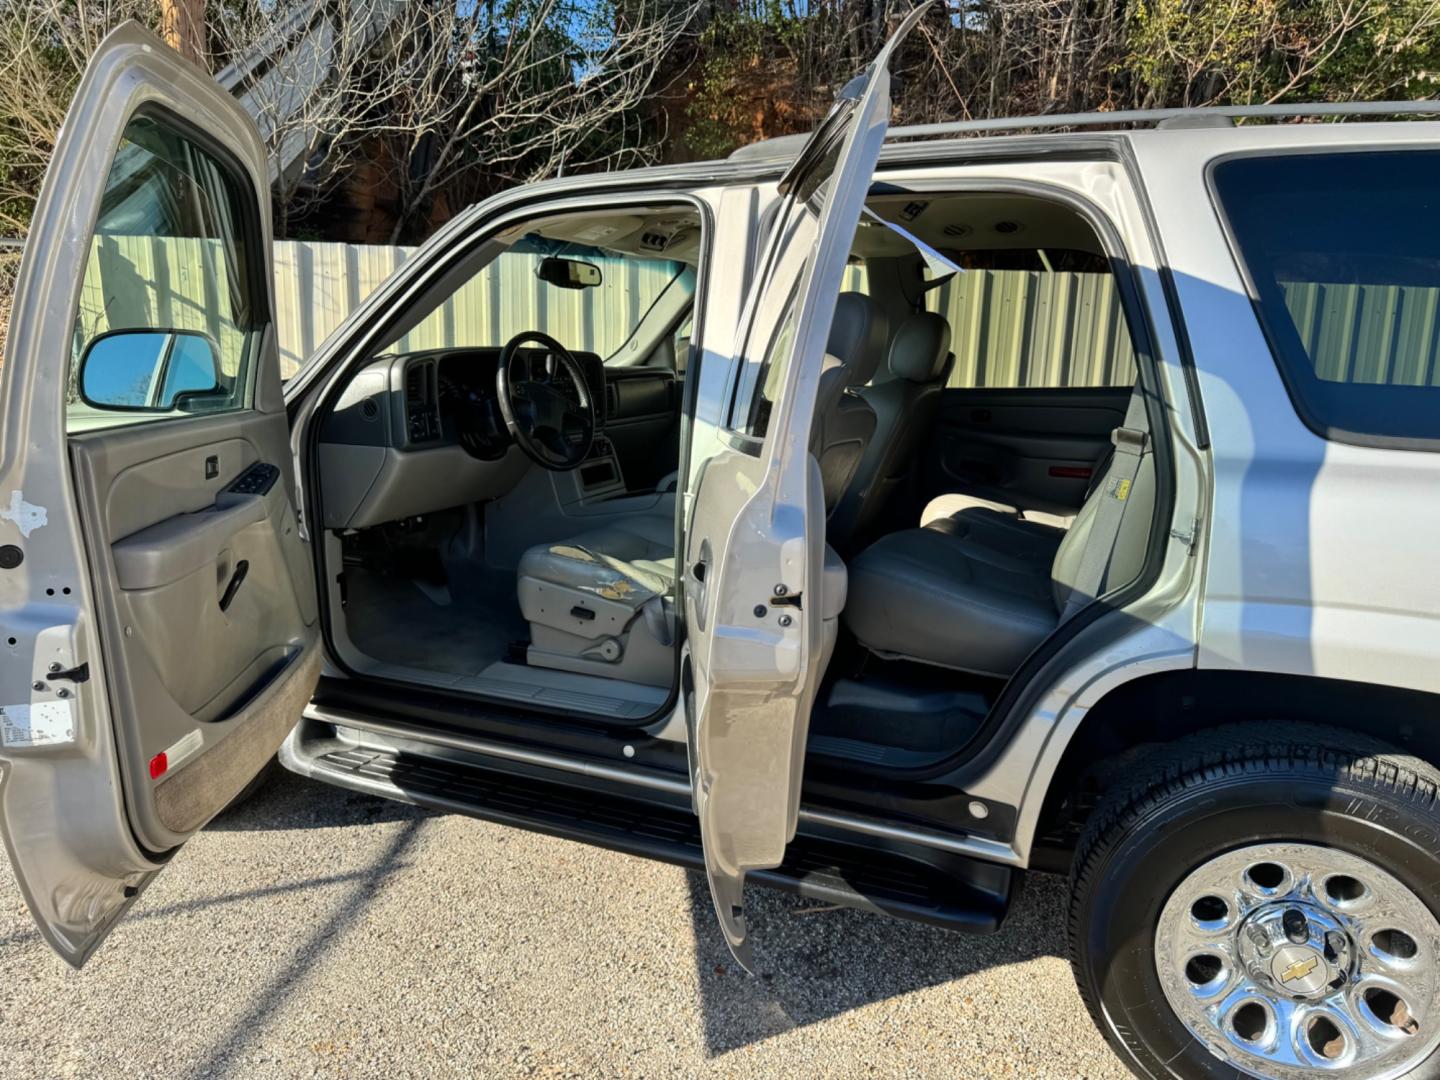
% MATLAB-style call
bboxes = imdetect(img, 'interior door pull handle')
[219,560,250,613]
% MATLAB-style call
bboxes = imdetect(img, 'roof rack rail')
[885,100,1440,140]
[727,100,1440,160]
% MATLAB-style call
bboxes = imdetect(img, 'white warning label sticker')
[0,700,76,748]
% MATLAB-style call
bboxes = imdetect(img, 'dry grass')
[0,248,21,361]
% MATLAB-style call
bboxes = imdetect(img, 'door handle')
[218,560,250,613]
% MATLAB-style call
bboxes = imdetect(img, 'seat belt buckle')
[1112,427,1148,453]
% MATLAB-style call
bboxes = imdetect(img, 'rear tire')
[1067,723,1440,1079]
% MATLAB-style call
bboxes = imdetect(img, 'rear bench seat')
[841,405,1154,678]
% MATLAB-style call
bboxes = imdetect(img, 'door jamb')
[292,190,717,728]
[808,169,1183,786]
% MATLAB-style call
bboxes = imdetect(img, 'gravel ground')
[0,769,1130,1080]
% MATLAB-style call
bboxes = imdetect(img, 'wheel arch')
[1027,668,1440,869]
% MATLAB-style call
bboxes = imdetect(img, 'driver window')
[68,110,263,432]
[726,134,844,442]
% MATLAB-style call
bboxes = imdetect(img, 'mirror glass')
[536,256,603,290]
[79,329,222,411]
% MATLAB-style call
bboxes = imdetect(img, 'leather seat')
[517,511,852,688]
[920,440,1119,532]
[515,513,677,686]
[922,492,1076,532]
[829,310,952,551]
[845,524,1057,675]
[512,292,890,688]
[517,515,676,600]
[811,292,888,514]
[843,408,1154,678]
[927,505,1066,569]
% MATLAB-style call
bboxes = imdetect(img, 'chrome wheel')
[1155,843,1440,1080]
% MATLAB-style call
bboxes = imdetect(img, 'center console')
[572,435,626,501]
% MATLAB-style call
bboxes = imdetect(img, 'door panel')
[0,23,318,966]
[103,437,259,539]
[682,3,932,967]
[920,386,1130,515]
[71,409,317,848]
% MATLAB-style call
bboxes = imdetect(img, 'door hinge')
[1170,517,1200,555]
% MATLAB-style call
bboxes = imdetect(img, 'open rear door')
[0,23,320,966]
[682,4,931,967]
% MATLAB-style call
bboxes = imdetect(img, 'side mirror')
[78,329,223,412]
[536,256,602,290]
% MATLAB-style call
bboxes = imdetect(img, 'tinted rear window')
[1212,151,1440,445]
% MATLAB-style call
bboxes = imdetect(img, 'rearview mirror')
[78,329,223,412]
[536,256,602,290]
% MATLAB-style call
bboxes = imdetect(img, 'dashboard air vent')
[404,361,440,443]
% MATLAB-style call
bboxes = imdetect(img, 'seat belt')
[1059,395,1149,623]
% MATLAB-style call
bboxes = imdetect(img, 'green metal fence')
[1283,280,1440,386]
[929,269,1137,389]
[80,238,682,379]
[72,238,1440,393]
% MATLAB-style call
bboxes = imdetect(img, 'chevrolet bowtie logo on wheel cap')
[1280,955,1320,983]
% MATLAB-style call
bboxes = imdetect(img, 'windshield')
[383,235,694,361]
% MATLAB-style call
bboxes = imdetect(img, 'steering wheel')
[495,330,597,471]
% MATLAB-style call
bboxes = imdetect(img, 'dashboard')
[317,347,677,531]
[405,347,606,457]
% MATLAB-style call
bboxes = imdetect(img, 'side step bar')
[288,729,1015,935]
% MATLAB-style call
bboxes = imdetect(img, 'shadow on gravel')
[685,871,1069,1056]
[200,771,1072,1063]
[0,867,393,951]
[205,764,434,832]
[181,809,428,1080]
[0,771,428,951]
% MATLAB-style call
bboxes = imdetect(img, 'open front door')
[0,23,320,966]
[682,4,930,967]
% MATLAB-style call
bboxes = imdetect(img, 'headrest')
[887,312,952,384]
[825,291,890,386]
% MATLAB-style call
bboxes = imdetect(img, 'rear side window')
[926,248,1137,390]
[1212,151,1440,445]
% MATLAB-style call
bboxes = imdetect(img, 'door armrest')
[112,494,267,590]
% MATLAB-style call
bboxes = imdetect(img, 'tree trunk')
[159,0,206,68]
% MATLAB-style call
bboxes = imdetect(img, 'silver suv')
[4,16,1440,1080]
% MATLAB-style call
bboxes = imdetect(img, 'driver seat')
[514,294,880,688]
[516,512,847,691]
[515,514,677,687]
